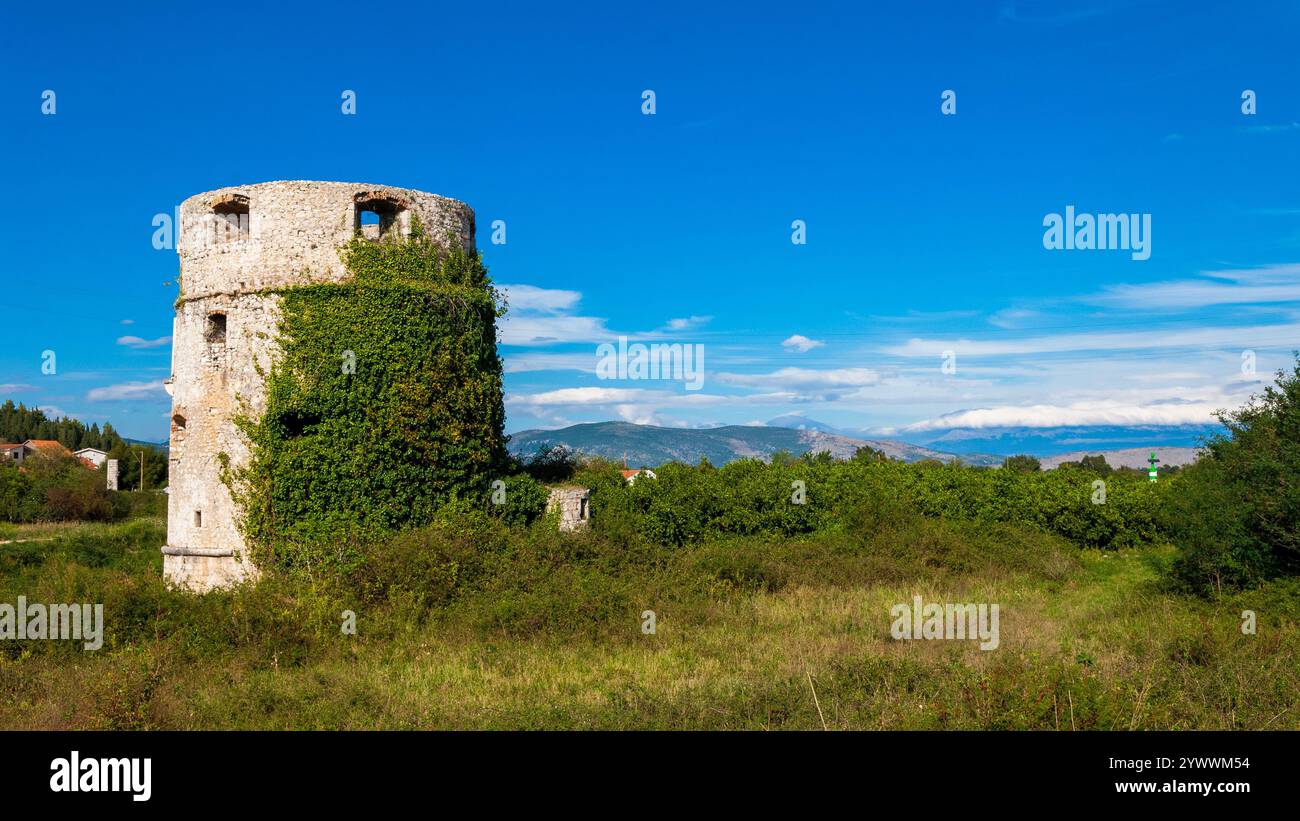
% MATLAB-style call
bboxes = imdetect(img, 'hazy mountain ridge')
[902,423,1224,457]
[507,421,1000,467]
[507,420,1208,469]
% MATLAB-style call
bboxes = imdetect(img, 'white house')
[75,447,110,468]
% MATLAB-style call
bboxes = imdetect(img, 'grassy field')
[1,517,1297,730]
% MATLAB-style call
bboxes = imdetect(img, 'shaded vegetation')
[233,220,508,572]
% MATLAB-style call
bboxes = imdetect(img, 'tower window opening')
[211,195,250,243]
[354,194,407,240]
[194,510,203,528]
[205,312,227,344]
[172,414,187,432]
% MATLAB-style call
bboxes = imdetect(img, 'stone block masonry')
[164,181,476,591]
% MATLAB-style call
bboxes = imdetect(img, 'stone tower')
[163,181,475,591]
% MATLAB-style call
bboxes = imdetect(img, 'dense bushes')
[566,455,1165,551]
[1,494,1084,662]
[0,457,158,523]
[5,511,1298,730]
[1164,357,1300,593]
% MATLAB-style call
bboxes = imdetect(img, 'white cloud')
[117,335,172,350]
[120,319,135,326]
[499,257,1298,433]
[86,380,168,401]
[615,404,665,426]
[717,367,879,389]
[497,284,614,346]
[498,284,713,348]
[664,316,712,331]
[499,315,612,346]
[508,386,726,408]
[1086,263,1300,310]
[781,334,824,353]
[885,321,1300,358]
[500,284,582,314]
[503,351,596,374]
[508,387,657,406]
[987,308,1042,329]
[903,400,1225,431]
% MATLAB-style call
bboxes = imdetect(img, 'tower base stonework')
[162,549,257,591]
[163,181,476,592]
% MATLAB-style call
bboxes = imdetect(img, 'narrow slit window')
[194,510,203,528]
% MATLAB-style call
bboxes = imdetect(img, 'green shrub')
[577,455,1163,551]
[495,473,548,527]
[0,457,115,523]
[1165,356,1300,593]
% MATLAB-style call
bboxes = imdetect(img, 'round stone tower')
[163,181,476,591]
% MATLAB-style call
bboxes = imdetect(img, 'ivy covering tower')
[164,181,505,591]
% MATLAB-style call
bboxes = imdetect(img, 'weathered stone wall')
[177,181,475,299]
[546,487,591,532]
[165,181,475,591]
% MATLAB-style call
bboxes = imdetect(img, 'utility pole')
[1147,451,1158,483]
[137,450,145,492]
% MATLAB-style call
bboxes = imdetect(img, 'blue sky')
[1,0,1298,442]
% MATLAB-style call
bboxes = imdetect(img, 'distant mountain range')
[125,438,168,452]
[899,424,1223,458]
[507,421,990,466]
[507,417,1213,469]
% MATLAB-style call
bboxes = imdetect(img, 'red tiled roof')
[22,439,73,457]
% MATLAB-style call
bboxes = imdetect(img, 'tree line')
[0,400,128,452]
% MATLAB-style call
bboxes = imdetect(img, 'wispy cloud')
[499,284,714,349]
[503,351,596,374]
[886,320,1300,357]
[86,380,168,401]
[1242,121,1300,135]
[498,284,613,346]
[1086,263,1300,310]
[500,284,581,314]
[717,367,879,390]
[663,316,712,332]
[508,387,725,407]
[116,335,172,350]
